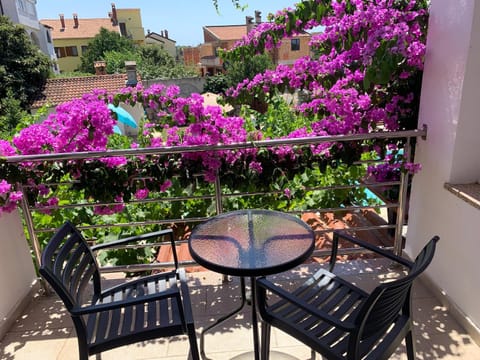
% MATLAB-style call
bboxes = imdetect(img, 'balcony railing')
[6,127,427,275]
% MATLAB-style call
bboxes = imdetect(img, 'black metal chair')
[256,231,439,360]
[39,221,200,360]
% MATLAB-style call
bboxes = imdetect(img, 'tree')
[203,54,273,95]
[203,74,229,94]
[223,53,273,112]
[79,28,135,73]
[0,16,51,110]
[224,53,273,88]
[138,44,175,68]
[103,50,139,74]
[212,0,244,11]
[99,44,197,80]
[0,91,29,138]
[136,44,197,79]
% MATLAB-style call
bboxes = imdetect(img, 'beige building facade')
[40,4,145,73]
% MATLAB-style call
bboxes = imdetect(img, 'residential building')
[182,46,201,69]
[0,0,59,73]
[185,11,311,75]
[40,4,145,73]
[145,30,177,59]
[32,60,140,108]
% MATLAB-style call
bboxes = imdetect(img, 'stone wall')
[143,77,206,97]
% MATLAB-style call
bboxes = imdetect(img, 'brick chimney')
[73,13,79,28]
[111,3,118,25]
[255,10,262,24]
[246,15,254,33]
[59,14,65,30]
[94,61,107,75]
[164,29,169,39]
[125,61,137,87]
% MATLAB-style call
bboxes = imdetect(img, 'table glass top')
[188,209,315,276]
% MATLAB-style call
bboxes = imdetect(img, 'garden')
[0,0,429,268]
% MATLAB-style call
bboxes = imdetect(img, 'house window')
[55,46,78,58]
[81,45,89,55]
[55,47,66,58]
[65,46,78,57]
[16,0,36,16]
[119,22,127,37]
[291,38,300,51]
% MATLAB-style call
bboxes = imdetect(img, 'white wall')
[0,210,37,339]
[407,0,480,332]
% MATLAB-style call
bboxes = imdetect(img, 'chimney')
[111,3,118,25]
[125,61,137,87]
[160,30,164,37]
[255,10,262,24]
[246,16,254,33]
[73,13,79,28]
[94,61,107,75]
[164,29,168,39]
[59,14,65,30]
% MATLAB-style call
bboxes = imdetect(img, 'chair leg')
[310,349,316,360]
[78,343,90,360]
[187,325,200,360]
[405,330,415,360]
[261,321,271,360]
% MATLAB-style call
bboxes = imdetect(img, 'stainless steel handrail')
[6,128,425,163]
[7,127,426,273]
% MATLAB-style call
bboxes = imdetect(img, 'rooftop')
[40,18,118,39]
[32,75,138,109]
[203,25,248,41]
[1,259,479,359]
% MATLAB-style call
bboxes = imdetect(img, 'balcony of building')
[1,1,480,359]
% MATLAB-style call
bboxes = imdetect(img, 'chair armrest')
[99,270,178,297]
[91,228,180,269]
[256,277,355,332]
[330,230,413,271]
[70,286,180,315]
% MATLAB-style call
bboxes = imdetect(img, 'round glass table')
[189,209,315,360]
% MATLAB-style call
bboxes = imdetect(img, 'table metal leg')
[250,276,261,360]
[200,277,247,360]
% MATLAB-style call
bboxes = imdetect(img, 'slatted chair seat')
[256,231,439,360]
[40,221,200,360]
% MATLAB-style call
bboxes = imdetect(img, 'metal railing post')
[393,138,412,256]
[214,172,223,215]
[18,184,42,270]
[17,184,51,293]
[214,172,230,282]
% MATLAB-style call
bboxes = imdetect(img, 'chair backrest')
[357,236,439,339]
[39,221,102,311]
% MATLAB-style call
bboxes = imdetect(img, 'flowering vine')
[0,0,428,215]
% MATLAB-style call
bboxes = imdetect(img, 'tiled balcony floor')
[1,259,480,360]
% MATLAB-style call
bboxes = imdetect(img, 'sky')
[36,0,298,46]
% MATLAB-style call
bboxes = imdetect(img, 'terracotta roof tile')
[32,74,139,109]
[204,25,247,41]
[40,18,118,39]
[204,24,311,42]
